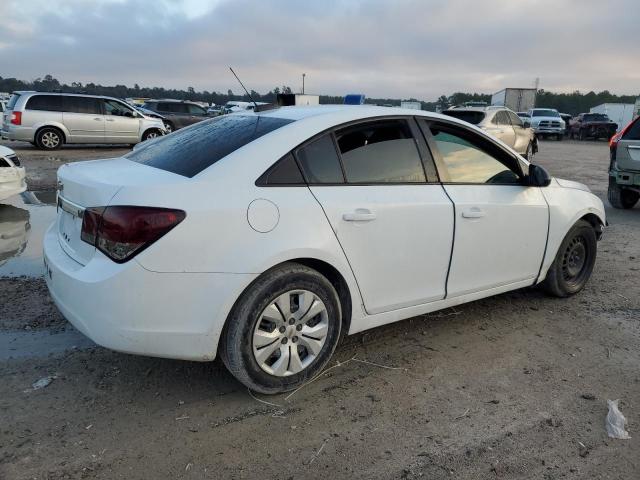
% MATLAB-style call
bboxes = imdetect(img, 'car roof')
[15,91,127,103]
[251,105,460,123]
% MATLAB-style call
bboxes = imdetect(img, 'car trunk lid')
[55,157,184,265]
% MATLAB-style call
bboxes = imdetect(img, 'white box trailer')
[590,103,635,132]
[277,94,320,106]
[491,88,537,112]
[400,101,421,110]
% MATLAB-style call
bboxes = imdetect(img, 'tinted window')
[157,103,177,112]
[492,111,510,125]
[25,95,63,112]
[336,120,425,183]
[442,110,485,125]
[127,115,294,177]
[583,114,609,122]
[103,99,134,116]
[187,104,206,115]
[7,94,20,110]
[507,111,523,127]
[431,125,520,184]
[296,134,344,184]
[63,96,101,114]
[532,109,559,117]
[623,118,640,140]
[258,153,304,185]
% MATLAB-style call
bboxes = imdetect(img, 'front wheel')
[142,129,162,141]
[542,220,597,297]
[220,263,342,394]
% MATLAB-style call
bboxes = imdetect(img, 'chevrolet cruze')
[44,106,605,393]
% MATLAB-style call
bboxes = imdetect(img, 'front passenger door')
[422,121,548,298]
[102,100,141,143]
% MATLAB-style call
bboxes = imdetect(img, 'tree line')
[0,75,637,116]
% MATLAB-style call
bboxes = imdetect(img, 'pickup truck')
[569,113,618,140]
[528,108,565,140]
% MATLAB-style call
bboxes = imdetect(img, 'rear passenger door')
[62,96,104,143]
[300,118,454,315]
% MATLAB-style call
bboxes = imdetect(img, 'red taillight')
[81,206,185,263]
[10,112,22,125]
[610,118,637,148]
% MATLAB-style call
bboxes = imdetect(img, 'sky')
[1,0,638,100]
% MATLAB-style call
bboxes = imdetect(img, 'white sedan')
[44,106,605,394]
[0,145,26,202]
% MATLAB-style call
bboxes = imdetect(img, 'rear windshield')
[583,114,609,122]
[622,117,640,141]
[532,109,559,117]
[442,110,486,125]
[7,94,20,110]
[127,114,294,177]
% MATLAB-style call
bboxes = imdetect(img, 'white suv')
[1,92,165,150]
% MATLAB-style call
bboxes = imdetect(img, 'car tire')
[36,127,64,150]
[163,122,174,134]
[556,133,563,141]
[608,178,640,209]
[220,262,342,394]
[542,220,597,298]
[578,129,586,141]
[142,129,162,141]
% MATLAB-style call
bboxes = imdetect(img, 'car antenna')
[229,67,258,110]
[228,67,279,112]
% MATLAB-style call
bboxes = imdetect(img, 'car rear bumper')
[1,125,34,142]
[611,169,640,186]
[43,223,257,361]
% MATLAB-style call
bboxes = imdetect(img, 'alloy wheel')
[252,289,329,377]
[41,131,60,149]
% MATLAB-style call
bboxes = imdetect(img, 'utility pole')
[302,73,306,94]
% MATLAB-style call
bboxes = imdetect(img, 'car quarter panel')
[537,181,606,281]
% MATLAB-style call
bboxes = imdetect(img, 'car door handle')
[342,209,376,222]
[461,207,485,219]
[628,145,640,150]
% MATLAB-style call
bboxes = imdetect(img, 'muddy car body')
[570,113,618,140]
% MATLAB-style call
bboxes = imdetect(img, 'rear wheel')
[522,142,533,161]
[36,127,64,150]
[543,220,597,297]
[220,263,342,394]
[608,178,639,209]
[578,129,586,141]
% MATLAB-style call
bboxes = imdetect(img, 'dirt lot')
[1,139,639,479]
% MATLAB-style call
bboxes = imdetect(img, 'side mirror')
[523,120,531,128]
[528,163,551,187]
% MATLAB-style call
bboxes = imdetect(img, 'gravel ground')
[0,138,639,479]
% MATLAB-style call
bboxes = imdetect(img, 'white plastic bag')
[606,399,631,439]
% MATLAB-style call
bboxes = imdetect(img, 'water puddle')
[0,191,57,278]
[0,326,95,361]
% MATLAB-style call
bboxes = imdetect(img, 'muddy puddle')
[0,191,57,278]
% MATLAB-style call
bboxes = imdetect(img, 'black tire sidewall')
[222,265,342,393]
[553,222,597,295]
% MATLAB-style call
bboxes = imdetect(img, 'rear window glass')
[26,95,63,112]
[623,118,640,141]
[7,94,20,110]
[63,96,101,114]
[127,114,294,177]
[442,110,485,125]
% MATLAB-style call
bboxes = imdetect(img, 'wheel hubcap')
[42,132,59,148]
[252,290,329,377]
[562,237,587,280]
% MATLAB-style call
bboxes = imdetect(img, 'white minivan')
[1,92,165,150]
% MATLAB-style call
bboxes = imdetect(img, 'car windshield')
[442,110,485,125]
[532,109,559,117]
[127,114,294,177]
[583,114,609,122]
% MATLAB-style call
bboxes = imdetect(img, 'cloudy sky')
[1,0,638,100]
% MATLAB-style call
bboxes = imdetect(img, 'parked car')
[516,112,530,121]
[443,106,537,160]
[1,92,165,150]
[44,106,605,394]
[608,116,640,209]
[528,108,565,140]
[142,100,212,132]
[560,113,573,136]
[0,145,26,202]
[569,113,618,141]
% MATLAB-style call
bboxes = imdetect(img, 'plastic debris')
[606,399,630,439]
[32,376,55,390]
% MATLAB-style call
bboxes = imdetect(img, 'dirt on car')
[0,139,639,479]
